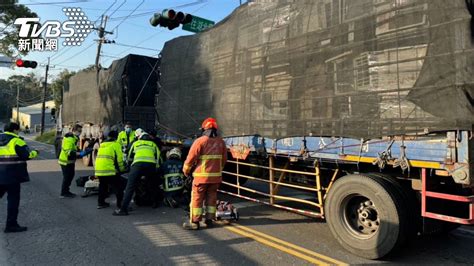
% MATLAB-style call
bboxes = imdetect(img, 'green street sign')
[182,15,215,33]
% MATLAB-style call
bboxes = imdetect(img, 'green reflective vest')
[0,132,38,162]
[128,139,161,167]
[0,132,37,184]
[58,135,78,166]
[95,140,125,177]
[117,130,135,150]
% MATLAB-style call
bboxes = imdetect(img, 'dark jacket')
[0,132,32,184]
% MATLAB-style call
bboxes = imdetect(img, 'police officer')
[117,122,135,154]
[113,129,161,216]
[95,130,126,209]
[0,122,38,233]
[58,124,86,198]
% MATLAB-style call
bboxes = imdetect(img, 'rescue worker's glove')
[78,148,93,158]
[78,150,87,157]
[29,150,39,159]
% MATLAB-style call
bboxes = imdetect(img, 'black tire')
[368,173,420,237]
[325,174,409,259]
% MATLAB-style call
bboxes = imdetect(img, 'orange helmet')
[201,117,218,130]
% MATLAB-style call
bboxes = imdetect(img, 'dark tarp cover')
[63,54,158,125]
[158,0,474,139]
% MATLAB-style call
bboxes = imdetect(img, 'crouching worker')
[113,129,161,216]
[182,118,227,230]
[94,130,126,209]
[160,148,185,208]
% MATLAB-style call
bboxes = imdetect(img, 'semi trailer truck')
[155,0,474,259]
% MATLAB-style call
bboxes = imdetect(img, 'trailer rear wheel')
[325,174,408,259]
[368,173,419,237]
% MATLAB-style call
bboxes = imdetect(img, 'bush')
[34,130,56,145]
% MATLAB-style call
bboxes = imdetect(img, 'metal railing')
[220,156,340,218]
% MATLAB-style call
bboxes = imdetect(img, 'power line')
[107,0,208,21]
[110,0,144,33]
[107,0,126,20]
[91,0,118,26]
[113,42,160,52]
[55,42,95,66]
[103,1,209,66]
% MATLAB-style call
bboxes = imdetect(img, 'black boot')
[4,224,27,233]
[112,209,129,216]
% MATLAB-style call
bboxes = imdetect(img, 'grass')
[34,130,56,145]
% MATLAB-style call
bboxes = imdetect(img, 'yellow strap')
[164,173,182,178]
[192,207,203,215]
[96,155,114,160]
[0,155,19,158]
[193,172,222,177]
[206,206,217,214]
[134,156,156,161]
[135,146,156,151]
[95,171,116,176]
[199,155,222,160]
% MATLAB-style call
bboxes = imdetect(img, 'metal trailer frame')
[219,130,474,224]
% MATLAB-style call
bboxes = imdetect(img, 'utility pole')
[40,57,50,135]
[95,15,109,70]
[16,84,19,123]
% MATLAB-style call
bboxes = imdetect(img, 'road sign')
[182,15,215,33]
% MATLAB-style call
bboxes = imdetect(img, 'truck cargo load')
[158,0,474,139]
[63,54,158,128]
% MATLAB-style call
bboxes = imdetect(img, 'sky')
[0,0,247,80]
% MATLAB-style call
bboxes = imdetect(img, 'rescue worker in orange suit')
[182,118,227,230]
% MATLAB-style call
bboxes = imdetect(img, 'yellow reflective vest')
[95,140,125,176]
[58,133,78,166]
[117,130,135,151]
[0,131,37,184]
[127,138,161,167]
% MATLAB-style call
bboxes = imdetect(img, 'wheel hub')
[343,195,380,239]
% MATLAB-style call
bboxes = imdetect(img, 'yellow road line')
[232,224,347,265]
[225,226,330,265]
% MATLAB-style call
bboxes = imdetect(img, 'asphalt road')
[1,139,474,265]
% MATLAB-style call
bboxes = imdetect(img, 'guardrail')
[219,156,340,218]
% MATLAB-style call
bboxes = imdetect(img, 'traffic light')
[150,9,193,30]
[15,59,38,69]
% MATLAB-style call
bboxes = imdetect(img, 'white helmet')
[166,148,182,160]
[135,128,146,139]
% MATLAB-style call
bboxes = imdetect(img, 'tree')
[0,0,38,56]
[50,69,75,108]
[0,79,15,122]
